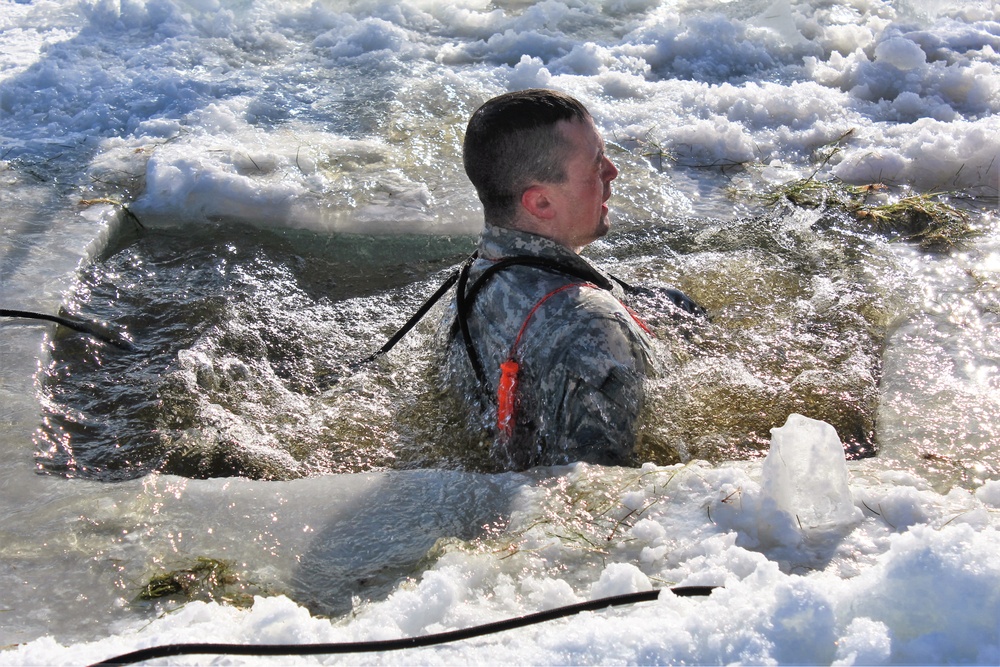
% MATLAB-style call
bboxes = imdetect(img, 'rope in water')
[0,308,134,350]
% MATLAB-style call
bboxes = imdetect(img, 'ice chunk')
[590,563,652,599]
[976,479,1000,508]
[758,414,861,546]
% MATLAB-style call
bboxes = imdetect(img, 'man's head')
[463,89,619,252]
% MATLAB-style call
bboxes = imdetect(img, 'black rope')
[0,308,134,350]
[89,586,716,666]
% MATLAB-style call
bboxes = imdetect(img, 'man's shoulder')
[528,284,654,358]
[481,270,618,320]
[543,281,636,325]
[529,291,655,393]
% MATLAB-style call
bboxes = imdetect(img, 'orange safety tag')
[497,358,519,436]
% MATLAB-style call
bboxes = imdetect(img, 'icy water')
[2,0,1000,664]
[35,207,911,483]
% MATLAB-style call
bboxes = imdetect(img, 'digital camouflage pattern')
[441,224,657,470]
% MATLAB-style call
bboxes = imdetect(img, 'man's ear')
[520,185,556,220]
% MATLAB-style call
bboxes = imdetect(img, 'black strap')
[463,256,614,308]
[359,256,474,365]
[454,256,486,386]
[454,256,618,391]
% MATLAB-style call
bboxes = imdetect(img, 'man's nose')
[603,156,619,181]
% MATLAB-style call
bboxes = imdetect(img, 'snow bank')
[11,415,1000,665]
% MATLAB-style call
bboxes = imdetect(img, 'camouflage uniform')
[442,224,657,470]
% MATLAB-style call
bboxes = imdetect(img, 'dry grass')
[762,178,976,250]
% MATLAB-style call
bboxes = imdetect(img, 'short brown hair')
[463,89,590,226]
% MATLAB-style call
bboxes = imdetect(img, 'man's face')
[546,116,619,252]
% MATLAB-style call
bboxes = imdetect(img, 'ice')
[977,479,1000,507]
[758,414,862,547]
[8,459,1000,665]
[875,34,928,70]
[834,617,893,665]
[589,562,653,598]
[842,523,1000,664]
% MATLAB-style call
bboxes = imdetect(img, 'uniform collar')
[480,224,594,271]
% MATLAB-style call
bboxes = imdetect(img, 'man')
[443,88,658,471]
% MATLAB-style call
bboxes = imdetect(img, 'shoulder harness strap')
[454,255,618,389]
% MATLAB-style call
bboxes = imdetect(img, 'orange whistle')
[497,358,519,436]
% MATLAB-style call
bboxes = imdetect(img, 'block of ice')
[758,414,861,546]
